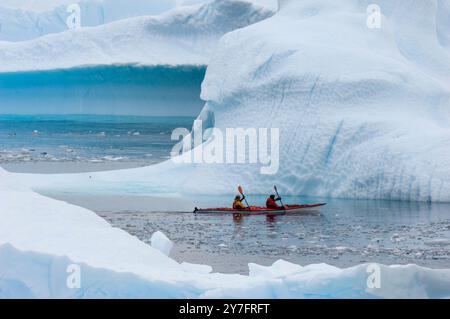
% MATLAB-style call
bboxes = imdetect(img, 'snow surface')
[1,167,450,298]
[0,0,273,71]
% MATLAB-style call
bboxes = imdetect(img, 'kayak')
[194,203,326,215]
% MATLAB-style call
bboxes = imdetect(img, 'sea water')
[98,196,450,274]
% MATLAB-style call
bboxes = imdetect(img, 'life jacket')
[266,197,279,209]
[233,199,246,209]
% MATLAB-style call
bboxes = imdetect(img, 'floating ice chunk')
[103,156,125,161]
[249,260,303,278]
[390,234,406,243]
[150,231,173,256]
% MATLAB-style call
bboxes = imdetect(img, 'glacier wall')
[0,64,206,116]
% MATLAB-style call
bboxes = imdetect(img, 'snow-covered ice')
[0,0,273,71]
[0,0,177,41]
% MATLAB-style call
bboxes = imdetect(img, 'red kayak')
[194,203,326,215]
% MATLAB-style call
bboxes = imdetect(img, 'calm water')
[98,196,450,274]
[0,114,194,172]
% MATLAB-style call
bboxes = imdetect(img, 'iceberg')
[16,0,450,202]
[0,0,177,42]
[0,64,207,116]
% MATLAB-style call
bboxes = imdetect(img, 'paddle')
[238,185,250,208]
[274,185,285,208]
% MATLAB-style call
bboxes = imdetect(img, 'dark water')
[0,114,194,171]
[98,197,450,274]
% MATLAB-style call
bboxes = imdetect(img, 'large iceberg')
[1,167,450,298]
[17,0,450,202]
[0,0,273,71]
[194,0,450,201]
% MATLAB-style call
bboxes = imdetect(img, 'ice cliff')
[191,0,450,201]
[0,0,273,71]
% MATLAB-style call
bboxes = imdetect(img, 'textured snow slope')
[1,167,450,298]
[0,0,273,71]
[0,0,177,41]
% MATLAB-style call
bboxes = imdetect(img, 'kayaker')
[233,195,247,210]
[266,194,283,209]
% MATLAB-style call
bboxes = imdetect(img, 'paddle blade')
[274,185,278,193]
[238,185,244,195]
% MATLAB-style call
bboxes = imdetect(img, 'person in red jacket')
[266,194,283,209]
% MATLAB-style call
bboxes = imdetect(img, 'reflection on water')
[98,197,450,274]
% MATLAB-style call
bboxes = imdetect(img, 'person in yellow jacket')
[232,195,247,210]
